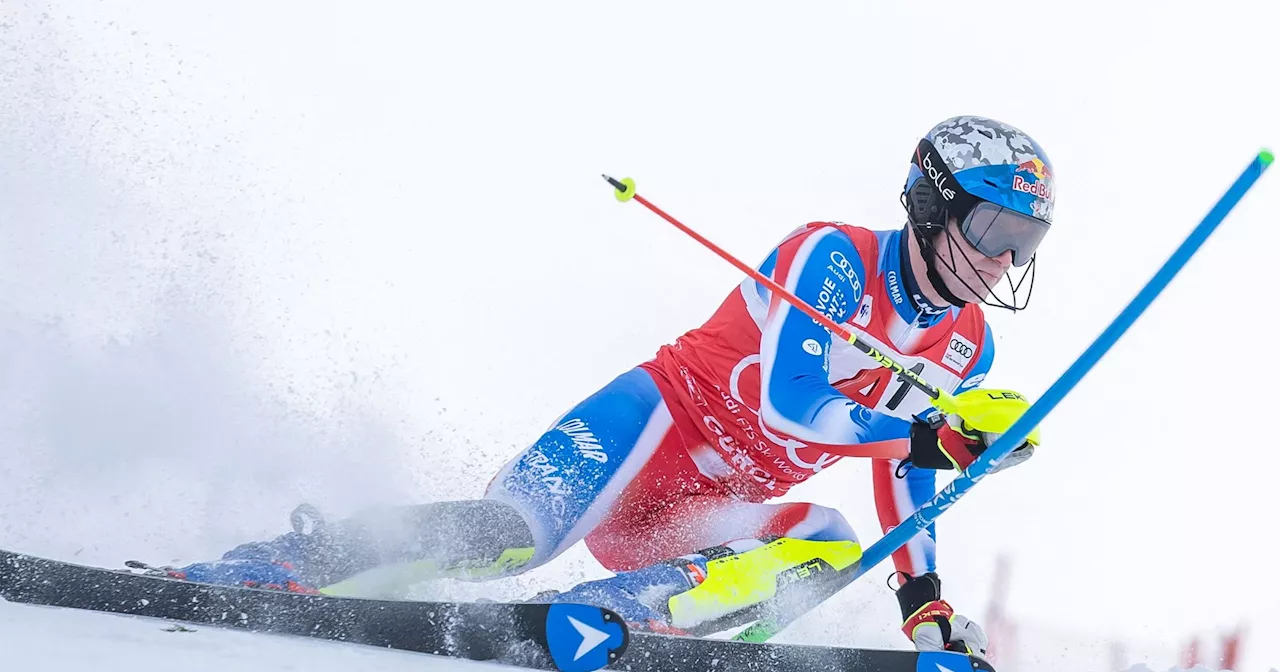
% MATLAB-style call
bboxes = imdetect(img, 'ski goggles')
[959,201,1050,267]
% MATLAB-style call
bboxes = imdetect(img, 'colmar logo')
[886,271,904,306]
[556,419,609,463]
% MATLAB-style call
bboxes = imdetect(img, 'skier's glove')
[908,388,1040,472]
[894,572,988,658]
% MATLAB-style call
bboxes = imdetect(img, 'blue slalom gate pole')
[855,148,1272,580]
[737,149,1273,642]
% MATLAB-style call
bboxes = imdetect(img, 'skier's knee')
[764,503,859,545]
[801,504,859,544]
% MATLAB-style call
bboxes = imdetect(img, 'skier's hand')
[894,572,988,658]
[890,568,988,655]
[908,388,1040,472]
[902,600,989,658]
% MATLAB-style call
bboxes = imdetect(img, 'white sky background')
[1,1,1276,669]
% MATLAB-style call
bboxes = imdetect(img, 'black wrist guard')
[908,421,954,470]
[894,571,943,621]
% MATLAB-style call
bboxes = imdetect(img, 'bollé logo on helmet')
[921,153,956,200]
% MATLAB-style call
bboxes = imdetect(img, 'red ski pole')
[603,174,957,419]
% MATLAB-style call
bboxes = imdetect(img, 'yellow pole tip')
[614,177,637,202]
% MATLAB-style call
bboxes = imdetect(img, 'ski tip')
[971,656,998,672]
[544,603,629,672]
[1259,148,1274,167]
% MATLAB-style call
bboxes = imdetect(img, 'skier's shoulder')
[770,222,885,287]
[778,221,881,255]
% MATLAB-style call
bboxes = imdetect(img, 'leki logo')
[921,153,956,200]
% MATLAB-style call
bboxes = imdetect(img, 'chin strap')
[910,224,969,308]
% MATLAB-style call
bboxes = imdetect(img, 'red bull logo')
[1013,157,1053,199]
[1016,158,1051,179]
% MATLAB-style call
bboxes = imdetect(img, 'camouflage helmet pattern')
[905,115,1056,223]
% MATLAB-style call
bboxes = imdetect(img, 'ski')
[0,549,628,672]
[0,549,993,672]
[622,632,994,672]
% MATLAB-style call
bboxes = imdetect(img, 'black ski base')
[0,548,993,672]
[0,549,626,671]
[621,632,996,672]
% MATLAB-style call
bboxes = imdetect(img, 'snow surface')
[1,1,1276,671]
[1124,667,1275,672]
[0,598,525,672]
[0,596,1253,672]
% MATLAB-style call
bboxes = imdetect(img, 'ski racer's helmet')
[901,115,1055,311]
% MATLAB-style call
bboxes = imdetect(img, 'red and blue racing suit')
[486,222,994,583]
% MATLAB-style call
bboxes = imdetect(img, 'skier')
[168,116,1054,656]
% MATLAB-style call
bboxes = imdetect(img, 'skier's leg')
[482,366,691,570]
[174,367,687,591]
[551,494,862,631]
[167,498,536,591]
[551,534,862,632]
[585,487,859,572]
[315,367,693,593]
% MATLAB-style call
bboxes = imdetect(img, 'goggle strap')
[910,139,980,228]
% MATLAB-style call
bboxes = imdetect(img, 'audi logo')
[949,340,974,358]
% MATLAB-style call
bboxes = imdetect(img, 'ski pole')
[602,175,959,417]
[731,148,1275,643]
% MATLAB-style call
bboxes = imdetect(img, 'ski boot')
[312,499,538,597]
[544,536,863,634]
[128,504,333,593]
[138,500,538,596]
